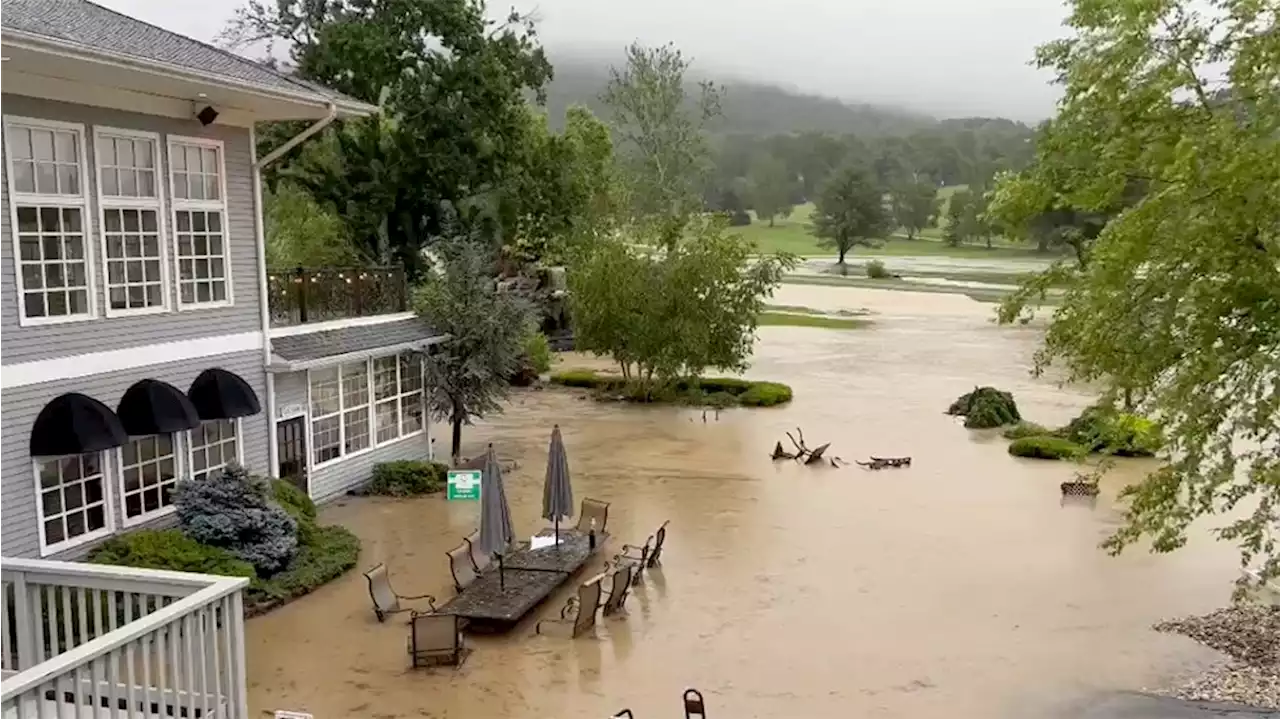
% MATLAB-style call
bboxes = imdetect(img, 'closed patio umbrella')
[477,444,515,589]
[542,425,575,544]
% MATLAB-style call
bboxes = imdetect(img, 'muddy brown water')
[247,285,1242,719]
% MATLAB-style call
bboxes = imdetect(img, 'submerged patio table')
[436,568,568,628]
[503,529,611,573]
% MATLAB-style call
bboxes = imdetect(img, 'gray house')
[1,0,444,560]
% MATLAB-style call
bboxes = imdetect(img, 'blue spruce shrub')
[174,464,298,575]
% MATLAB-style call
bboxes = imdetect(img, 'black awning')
[188,368,261,420]
[31,393,129,456]
[118,379,202,435]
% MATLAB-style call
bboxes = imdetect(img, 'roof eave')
[1,29,378,119]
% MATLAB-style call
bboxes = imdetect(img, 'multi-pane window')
[189,419,239,481]
[5,118,93,323]
[97,128,166,313]
[36,452,109,553]
[119,434,178,523]
[169,138,230,308]
[310,353,426,466]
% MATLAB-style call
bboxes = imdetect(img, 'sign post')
[446,469,481,501]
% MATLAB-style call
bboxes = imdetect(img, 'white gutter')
[251,104,339,480]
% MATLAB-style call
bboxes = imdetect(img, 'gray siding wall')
[0,350,270,559]
[272,369,434,504]
[1,95,263,365]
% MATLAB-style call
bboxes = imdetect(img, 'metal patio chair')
[363,564,436,622]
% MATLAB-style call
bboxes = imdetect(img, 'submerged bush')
[1002,421,1054,440]
[738,382,793,407]
[865,259,891,279]
[365,460,447,496]
[948,386,1021,428]
[1008,436,1087,460]
[174,464,298,576]
[549,370,793,407]
[89,529,256,578]
[1061,405,1162,457]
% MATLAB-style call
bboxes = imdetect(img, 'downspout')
[252,103,339,482]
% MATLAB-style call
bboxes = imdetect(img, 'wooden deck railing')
[267,266,409,327]
[1,558,250,719]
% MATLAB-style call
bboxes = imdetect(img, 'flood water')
[246,285,1242,719]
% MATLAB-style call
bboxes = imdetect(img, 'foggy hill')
[540,52,935,137]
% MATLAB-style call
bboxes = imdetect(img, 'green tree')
[809,164,891,264]
[413,233,533,463]
[224,0,554,273]
[264,181,362,268]
[990,0,1280,582]
[891,178,941,240]
[568,218,792,389]
[603,42,722,247]
[944,188,992,247]
[747,153,794,227]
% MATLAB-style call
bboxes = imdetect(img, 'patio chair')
[683,688,707,718]
[613,535,652,586]
[648,520,670,568]
[576,497,610,533]
[406,611,467,668]
[464,529,493,573]
[536,574,604,638]
[601,564,634,616]
[448,543,479,592]
[363,564,437,623]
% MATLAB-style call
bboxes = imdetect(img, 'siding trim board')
[1,330,265,389]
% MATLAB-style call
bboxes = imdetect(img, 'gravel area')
[1153,606,1280,711]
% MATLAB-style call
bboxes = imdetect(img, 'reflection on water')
[247,285,1238,719]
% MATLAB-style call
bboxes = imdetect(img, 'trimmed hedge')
[363,460,448,496]
[549,370,793,408]
[1008,435,1087,460]
[273,479,319,545]
[1002,421,1053,440]
[245,525,361,616]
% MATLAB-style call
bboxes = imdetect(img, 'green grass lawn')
[779,274,1063,306]
[758,311,871,329]
[736,190,1043,259]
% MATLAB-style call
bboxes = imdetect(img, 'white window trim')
[93,126,171,318]
[167,134,233,311]
[308,352,426,471]
[309,363,376,471]
[116,432,183,528]
[3,115,98,327]
[31,452,116,557]
[186,417,245,481]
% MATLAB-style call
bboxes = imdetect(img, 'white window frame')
[307,352,426,470]
[116,432,182,528]
[3,115,98,326]
[31,451,116,557]
[94,126,170,317]
[167,135,233,311]
[187,418,244,482]
[308,363,376,470]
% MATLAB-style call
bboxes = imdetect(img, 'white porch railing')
[1,558,250,719]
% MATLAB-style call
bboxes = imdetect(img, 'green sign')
[447,470,481,501]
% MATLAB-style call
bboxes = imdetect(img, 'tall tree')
[891,178,941,240]
[989,0,1280,583]
[223,0,554,272]
[746,153,794,226]
[603,42,722,247]
[809,164,892,264]
[413,232,533,463]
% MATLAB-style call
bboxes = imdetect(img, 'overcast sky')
[95,0,1069,121]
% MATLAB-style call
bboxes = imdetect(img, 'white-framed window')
[167,136,231,309]
[95,127,168,315]
[118,433,179,525]
[33,451,112,555]
[3,116,95,325]
[309,353,425,467]
[188,419,241,481]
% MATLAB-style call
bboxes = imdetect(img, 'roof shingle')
[272,319,445,364]
[2,0,366,108]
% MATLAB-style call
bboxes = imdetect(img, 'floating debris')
[1153,605,1280,710]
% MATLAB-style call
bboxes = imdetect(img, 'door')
[277,416,308,493]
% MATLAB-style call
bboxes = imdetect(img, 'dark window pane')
[44,519,65,545]
[86,506,105,531]
[66,511,85,537]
